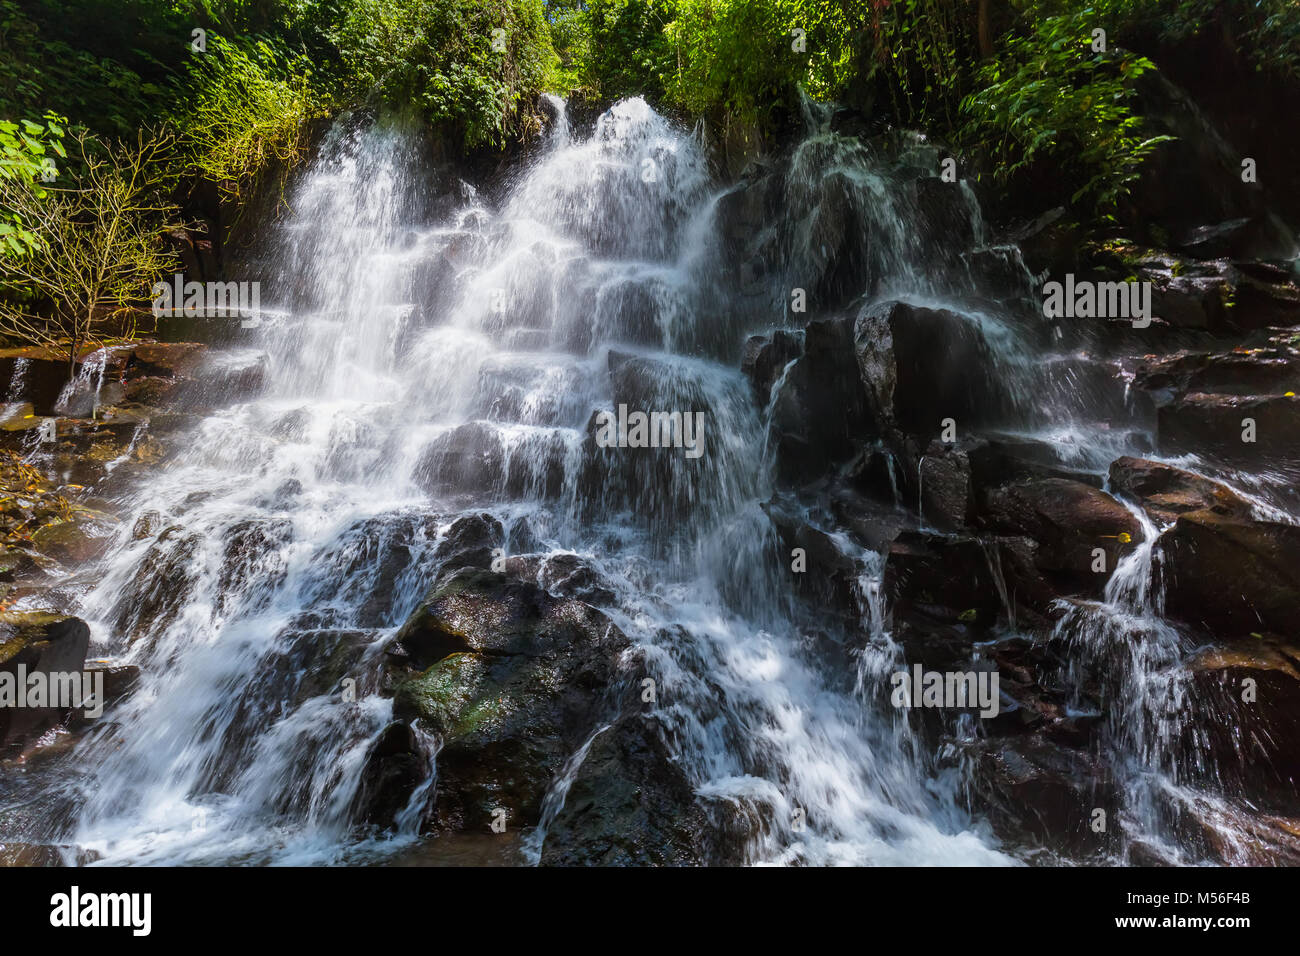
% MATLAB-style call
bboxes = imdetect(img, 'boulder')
[854,300,1012,435]
[1156,392,1300,461]
[740,329,802,405]
[767,315,872,484]
[978,478,1142,588]
[363,568,632,832]
[0,613,91,748]
[538,713,711,866]
[884,531,1003,630]
[1184,638,1300,814]
[1159,509,1300,639]
[1108,456,1250,524]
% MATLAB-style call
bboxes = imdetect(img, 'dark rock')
[1159,510,1300,639]
[1108,456,1250,524]
[414,422,506,497]
[970,733,1115,859]
[1184,638,1300,814]
[538,713,711,866]
[350,721,429,831]
[0,613,91,748]
[854,299,1012,436]
[768,315,872,484]
[740,329,802,405]
[918,445,973,532]
[884,531,1002,629]
[1157,392,1300,461]
[432,513,504,582]
[978,478,1142,588]
[364,568,632,833]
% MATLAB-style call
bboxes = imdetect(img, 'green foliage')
[959,5,1171,217]
[180,33,324,199]
[329,0,559,149]
[0,0,190,141]
[0,129,183,361]
[582,0,676,102]
[546,0,594,95]
[0,112,66,256]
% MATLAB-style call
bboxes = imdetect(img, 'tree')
[0,130,184,379]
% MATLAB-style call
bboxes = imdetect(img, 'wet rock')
[0,843,99,866]
[414,422,505,497]
[1108,456,1250,524]
[1184,638,1300,813]
[365,568,631,833]
[1003,207,1080,278]
[350,721,429,831]
[769,315,872,484]
[0,613,91,748]
[433,513,504,582]
[918,444,974,532]
[967,435,1105,489]
[0,347,74,415]
[108,524,201,643]
[1133,346,1300,399]
[1159,510,1300,639]
[29,514,114,567]
[740,329,802,405]
[1158,392,1300,461]
[884,531,1022,633]
[507,552,616,607]
[978,478,1142,590]
[854,299,1012,435]
[915,176,976,248]
[970,733,1115,859]
[764,504,862,621]
[538,713,711,866]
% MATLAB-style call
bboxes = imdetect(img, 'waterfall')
[0,101,1013,865]
[12,93,1281,867]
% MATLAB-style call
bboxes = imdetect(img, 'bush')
[180,33,324,200]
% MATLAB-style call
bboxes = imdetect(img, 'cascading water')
[4,96,1287,866]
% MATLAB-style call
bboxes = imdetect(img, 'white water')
[2,101,1016,865]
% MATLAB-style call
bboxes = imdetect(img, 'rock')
[1184,638,1300,813]
[884,531,1003,630]
[432,513,504,583]
[854,299,1012,435]
[1157,392,1300,461]
[1109,455,1251,524]
[29,515,113,567]
[0,843,99,866]
[538,713,711,865]
[0,347,75,415]
[0,613,91,748]
[363,568,632,832]
[1124,70,1264,239]
[1159,510,1300,639]
[740,329,802,405]
[764,504,862,621]
[918,444,973,532]
[769,315,872,484]
[414,422,505,498]
[978,478,1142,588]
[1133,347,1300,399]
[970,733,1115,859]
[350,721,430,831]
[1003,207,1080,278]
